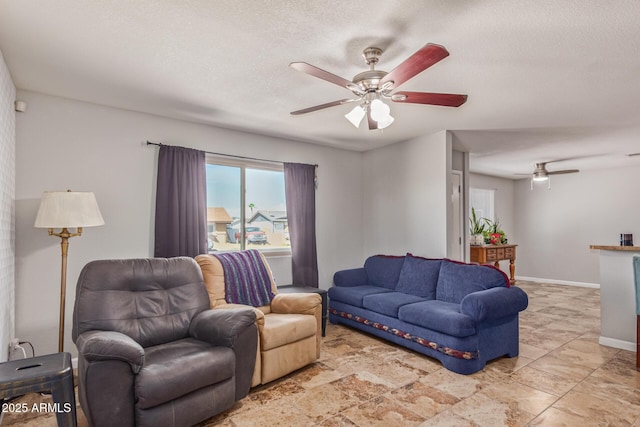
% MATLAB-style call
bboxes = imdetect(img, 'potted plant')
[483,217,508,245]
[469,208,486,246]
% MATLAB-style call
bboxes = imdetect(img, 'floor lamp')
[34,190,104,353]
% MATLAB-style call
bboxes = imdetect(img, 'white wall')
[362,130,450,258]
[0,50,16,362]
[514,165,640,285]
[469,173,515,275]
[15,90,364,357]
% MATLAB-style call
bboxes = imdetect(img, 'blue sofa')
[328,254,528,374]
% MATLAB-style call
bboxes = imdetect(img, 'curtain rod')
[146,141,318,168]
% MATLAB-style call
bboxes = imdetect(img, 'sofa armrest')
[75,330,145,374]
[218,303,265,324]
[271,293,321,315]
[333,267,368,287]
[460,287,529,322]
[190,307,257,347]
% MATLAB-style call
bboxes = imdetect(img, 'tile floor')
[3,280,640,426]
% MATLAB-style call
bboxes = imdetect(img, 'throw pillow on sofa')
[436,259,509,304]
[395,254,441,299]
[364,255,406,289]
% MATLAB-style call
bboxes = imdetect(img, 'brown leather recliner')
[72,257,258,427]
[195,253,322,386]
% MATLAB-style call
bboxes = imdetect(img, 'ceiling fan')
[530,162,579,189]
[289,43,468,130]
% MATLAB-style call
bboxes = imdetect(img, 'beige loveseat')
[195,253,322,386]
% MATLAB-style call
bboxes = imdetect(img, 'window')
[205,157,289,253]
[469,187,495,223]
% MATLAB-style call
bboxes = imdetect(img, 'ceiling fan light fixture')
[345,104,365,128]
[532,163,549,181]
[370,98,391,122]
[377,114,394,130]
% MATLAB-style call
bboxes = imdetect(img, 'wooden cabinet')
[469,244,517,283]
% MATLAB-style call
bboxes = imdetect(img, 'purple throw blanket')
[213,249,275,307]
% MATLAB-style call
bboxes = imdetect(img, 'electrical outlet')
[8,338,23,361]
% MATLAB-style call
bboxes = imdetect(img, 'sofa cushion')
[395,255,441,299]
[328,285,393,308]
[136,337,235,409]
[260,313,317,351]
[362,292,426,318]
[364,255,406,290]
[436,259,509,304]
[398,300,476,338]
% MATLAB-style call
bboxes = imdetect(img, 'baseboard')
[72,357,78,369]
[599,336,636,352]
[515,276,600,289]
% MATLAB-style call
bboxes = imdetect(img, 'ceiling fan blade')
[380,43,450,90]
[391,91,468,107]
[290,98,358,115]
[547,169,580,175]
[290,62,354,89]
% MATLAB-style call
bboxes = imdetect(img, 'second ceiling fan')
[529,162,579,189]
[290,43,468,130]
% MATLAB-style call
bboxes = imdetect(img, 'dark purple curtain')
[284,162,318,287]
[154,145,208,258]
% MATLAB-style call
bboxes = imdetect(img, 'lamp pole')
[49,227,82,353]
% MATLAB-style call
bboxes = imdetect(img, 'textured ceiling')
[1,0,640,178]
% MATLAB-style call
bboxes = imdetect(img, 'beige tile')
[450,392,536,426]
[292,381,356,419]
[547,338,620,369]
[552,389,640,425]
[328,354,433,388]
[527,351,594,382]
[529,407,603,426]
[388,380,461,418]
[590,352,640,390]
[418,410,481,426]
[511,366,578,396]
[341,395,426,427]
[330,371,393,400]
[518,342,549,360]
[225,404,317,426]
[573,374,640,409]
[292,361,347,389]
[421,368,485,399]
[481,380,558,415]
[390,349,444,374]
[245,376,307,407]
[317,414,359,426]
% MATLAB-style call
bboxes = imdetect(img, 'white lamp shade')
[34,191,105,228]
[370,99,390,122]
[344,105,365,128]
[377,115,394,130]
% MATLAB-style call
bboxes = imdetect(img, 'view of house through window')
[206,159,289,253]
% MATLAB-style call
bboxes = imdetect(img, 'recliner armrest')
[460,286,529,322]
[190,308,257,347]
[76,330,145,373]
[333,267,368,287]
[271,293,321,315]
